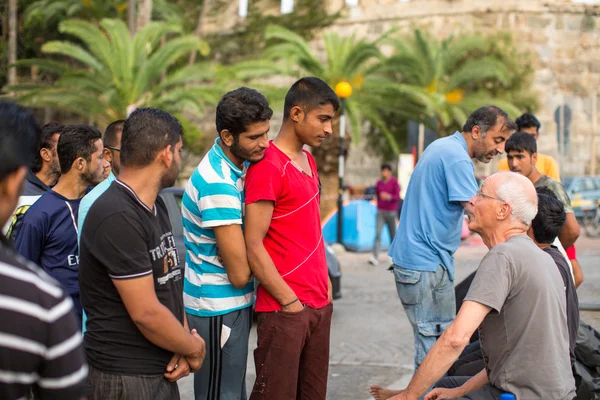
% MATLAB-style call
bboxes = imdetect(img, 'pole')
[128,0,136,34]
[592,91,598,176]
[337,99,346,245]
[418,122,425,158]
[559,102,565,156]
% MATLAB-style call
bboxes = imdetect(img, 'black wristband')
[282,298,299,308]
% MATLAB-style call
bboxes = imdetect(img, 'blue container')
[499,394,515,400]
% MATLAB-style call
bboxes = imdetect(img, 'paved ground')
[178,233,600,399]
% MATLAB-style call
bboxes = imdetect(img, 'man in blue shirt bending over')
[386,106,516,372]
[14,124,108,319]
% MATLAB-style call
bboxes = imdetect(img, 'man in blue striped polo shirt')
[182,87,272,400]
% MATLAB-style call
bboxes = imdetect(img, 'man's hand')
[185,329,206,372]
[164,354,191,382]
[328,278,333,302]
[282,300,304,313]
[389,391,418,400]
[381,192,391,201]
[424,387,465,400]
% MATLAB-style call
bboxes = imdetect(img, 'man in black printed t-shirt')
[0,101,87,399]
[79,108,206,400]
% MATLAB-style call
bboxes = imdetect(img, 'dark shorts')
[86,364,179,400]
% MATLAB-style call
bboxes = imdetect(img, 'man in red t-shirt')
[245,77,339,400]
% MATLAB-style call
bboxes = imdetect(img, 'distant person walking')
[369,163,400,266]
[388,106,516,371]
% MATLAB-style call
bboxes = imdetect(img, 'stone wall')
[204,0,600,184]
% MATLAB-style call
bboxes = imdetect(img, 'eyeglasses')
[106,146,121,152]
[476,190,506,203]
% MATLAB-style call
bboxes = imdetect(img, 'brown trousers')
[250,303,333,400]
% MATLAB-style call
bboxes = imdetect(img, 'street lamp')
[335,81,352,245]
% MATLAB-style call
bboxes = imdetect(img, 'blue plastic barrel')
[499,394,515,400]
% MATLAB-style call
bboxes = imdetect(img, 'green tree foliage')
[6,18,215,153]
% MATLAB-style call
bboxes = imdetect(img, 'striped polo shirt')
[182,138,254,317]
[0,237,87,399]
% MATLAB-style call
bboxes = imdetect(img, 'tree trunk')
[128,0,136,34]
[312,117,351,219]
[136,0,152,32]
[188,0,210,65]
[8,0,17,86]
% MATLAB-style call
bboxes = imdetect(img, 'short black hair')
[532,188,566,244]
[462,105,517,135]
[0,101,42,181]
[57,125,102,174]
[31,122,64,173]
[104,120,125,148]
[516,113,541,133]
[216,87,273,137]
[283,77,340,120]
[121,108,183,168]
[505,131,537,155]
[381,163,392,171]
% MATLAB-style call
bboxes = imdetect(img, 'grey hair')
[462,105,517,137]
[495,175,538,226]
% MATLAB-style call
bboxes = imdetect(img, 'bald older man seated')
[370,171,576,400]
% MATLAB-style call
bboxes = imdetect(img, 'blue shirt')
[77,171,116,332]
[389,132,478,280]
[78,172,116,245]
[13,190,83,317]
[182,139,254,317]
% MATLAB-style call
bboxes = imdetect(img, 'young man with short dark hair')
[529,187,579,366]
[0,102,87,399]
[369,163,400,266]
[79,108,205,399]
[182,87,272,400]
[498,113,560,181]
[244,77,339,399]
[14,124,108,319]
[4,122,64,238]
[505,131,582,284]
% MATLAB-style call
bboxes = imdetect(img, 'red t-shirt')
[245,143,329,312]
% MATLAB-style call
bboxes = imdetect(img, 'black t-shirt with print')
[79,180,183,375]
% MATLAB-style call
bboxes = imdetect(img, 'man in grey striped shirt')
[0,101,87,399]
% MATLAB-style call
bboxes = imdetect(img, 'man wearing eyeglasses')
[77,119,124,333]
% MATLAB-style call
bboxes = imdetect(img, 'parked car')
[159,187,342,300]
[563,176,600,219]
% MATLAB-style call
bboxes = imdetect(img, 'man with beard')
[14,124,108,320]
[79,108,205,399]
[182,87,271,400]
[3,122,63,238]
[385,106,516,374]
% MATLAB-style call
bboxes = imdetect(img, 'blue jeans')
[393,264,456,371]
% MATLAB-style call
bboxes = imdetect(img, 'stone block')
[527,15,552,29]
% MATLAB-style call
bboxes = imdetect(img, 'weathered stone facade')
[205,0,600,185]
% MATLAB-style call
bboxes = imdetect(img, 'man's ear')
[158,145,174,168]
[497,202,512,221]
[531,152,538,164]
[471,125,482,141]
[289,105,304,123]
[40,148,52,162]
[74,157,86,172]
[220,129,234,147]
[103,148,113,164]
[0,167,27,199]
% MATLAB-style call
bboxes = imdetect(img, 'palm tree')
[381,29,527,135]
[259,25,427,214]
[7,18,217,153]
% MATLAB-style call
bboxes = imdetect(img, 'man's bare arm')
[558,213,580,249]
[113,275,205,358]
[213,224,252,289]
[244,201,300,310]
[402,301,492,398]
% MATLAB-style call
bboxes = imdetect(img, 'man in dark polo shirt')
[0,101,87,399]
[79,108,205,399]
